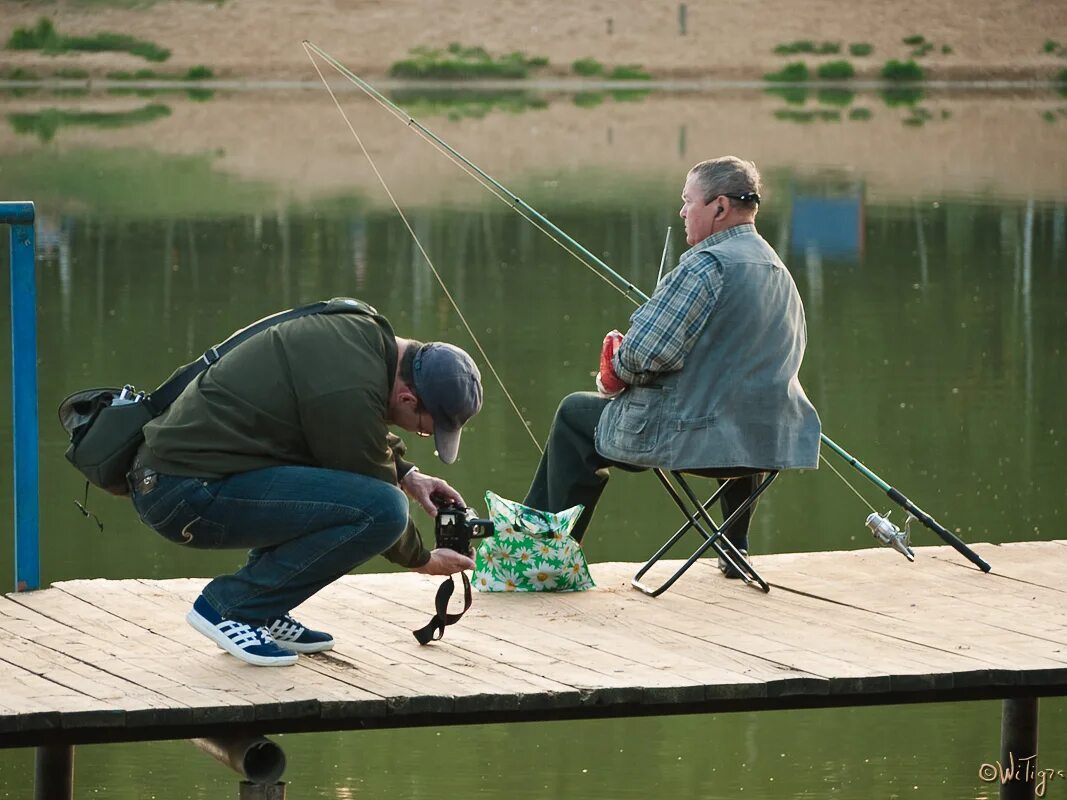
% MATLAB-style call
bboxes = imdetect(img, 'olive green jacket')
[141,306,430,567]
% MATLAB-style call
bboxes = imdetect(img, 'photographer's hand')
[412,547,476,575]
[400,468,465,516]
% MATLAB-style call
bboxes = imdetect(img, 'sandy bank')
[2,0,1067,82]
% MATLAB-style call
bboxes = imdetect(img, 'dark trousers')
[523,392,763,548]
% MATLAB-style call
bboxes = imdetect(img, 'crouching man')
[128,298,482,666]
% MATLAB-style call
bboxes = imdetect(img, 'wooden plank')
[769,544,1067,648]
[144,577,536,718]
[343,571,820,705]
[589,563,991,696]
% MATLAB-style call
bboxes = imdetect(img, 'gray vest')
[594,227,821,470]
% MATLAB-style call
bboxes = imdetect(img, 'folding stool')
[631,468,779,597]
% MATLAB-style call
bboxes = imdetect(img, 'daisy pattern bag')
[472,491,595,592]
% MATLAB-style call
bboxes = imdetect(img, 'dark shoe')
[267,614,335,653]
[718,549,749,580]
[186,595,298,667]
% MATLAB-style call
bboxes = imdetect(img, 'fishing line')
[305,42,876,507]
[302,42,990,571]
[304,41,644,305]
[303,43,543,455]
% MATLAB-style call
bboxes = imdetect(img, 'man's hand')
[596,329,628,397]
[401,469,465,516]
[413,547,476,575]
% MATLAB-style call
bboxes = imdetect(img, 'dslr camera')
[434,502,494,554]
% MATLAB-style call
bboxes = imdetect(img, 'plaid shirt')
[613,224,756,385]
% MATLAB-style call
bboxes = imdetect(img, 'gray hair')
[689,156,763,208]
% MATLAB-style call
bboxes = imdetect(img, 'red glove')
[596,329,627,397]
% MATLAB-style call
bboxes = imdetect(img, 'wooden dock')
[2,540,1066,751]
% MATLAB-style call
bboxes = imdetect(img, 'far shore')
[2,0,1067,84]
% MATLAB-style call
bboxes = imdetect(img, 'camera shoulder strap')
[412,573,473,645]
[148,297,380,412]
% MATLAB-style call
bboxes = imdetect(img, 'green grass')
[816,60,855,79]
[773,40,840,55]
[1059,68,1067,82]
[849,42,873,57]
[608,64,651,80]
[911,42,935,57]
[185,65,214,80]
[8,103,170,143]
[389,43,547,80]
[902,34,926,46]
[572,58,604,76]
[7,17,170,62]
[765,62,809,82]
[55,67,90,79]
[849,107,872,120]
[882,59,925,81]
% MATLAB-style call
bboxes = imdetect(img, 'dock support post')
[1,201,40,593]
[239,781,286,799]
[34,745,74,800]
[1000,697,1039,800]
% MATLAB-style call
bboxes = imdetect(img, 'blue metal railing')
[1,201,40,592]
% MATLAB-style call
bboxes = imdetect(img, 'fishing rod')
[303,42,991,573]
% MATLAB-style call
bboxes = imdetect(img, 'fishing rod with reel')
[302,41,991,573]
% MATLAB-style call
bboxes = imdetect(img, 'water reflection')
[0,88,1065,800]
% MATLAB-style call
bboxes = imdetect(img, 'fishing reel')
[865,510,916,561]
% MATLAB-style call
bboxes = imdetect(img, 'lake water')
[0,83,1065,798]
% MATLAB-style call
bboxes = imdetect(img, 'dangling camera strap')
[412,573,473,645]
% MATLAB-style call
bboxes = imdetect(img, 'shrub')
[849,42,873,57]
[1042,39,1060,54]
[609,64,651,80]
[902,34,926,46]
[816,60,855,79]
[7,18,60,50]
[1058,68,1067,82]
[941,44,953,55]
[881,59,925,81]
[7,17,170,62]
[849,107,872,120]
[55,68,89,79]
[911,42,934,57]
[774,40,840,55]
[390,45,545,79]
[572,57,604,76]
[765,62,809,82]
[185,65,214,80]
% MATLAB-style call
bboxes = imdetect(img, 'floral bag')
[472,491,595,592]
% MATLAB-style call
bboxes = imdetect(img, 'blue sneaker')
[186,595,298,667]
[267,614,334,654]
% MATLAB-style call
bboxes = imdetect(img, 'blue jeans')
[130,466,409,624]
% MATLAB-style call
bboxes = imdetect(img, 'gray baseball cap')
[412,343,483,464]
